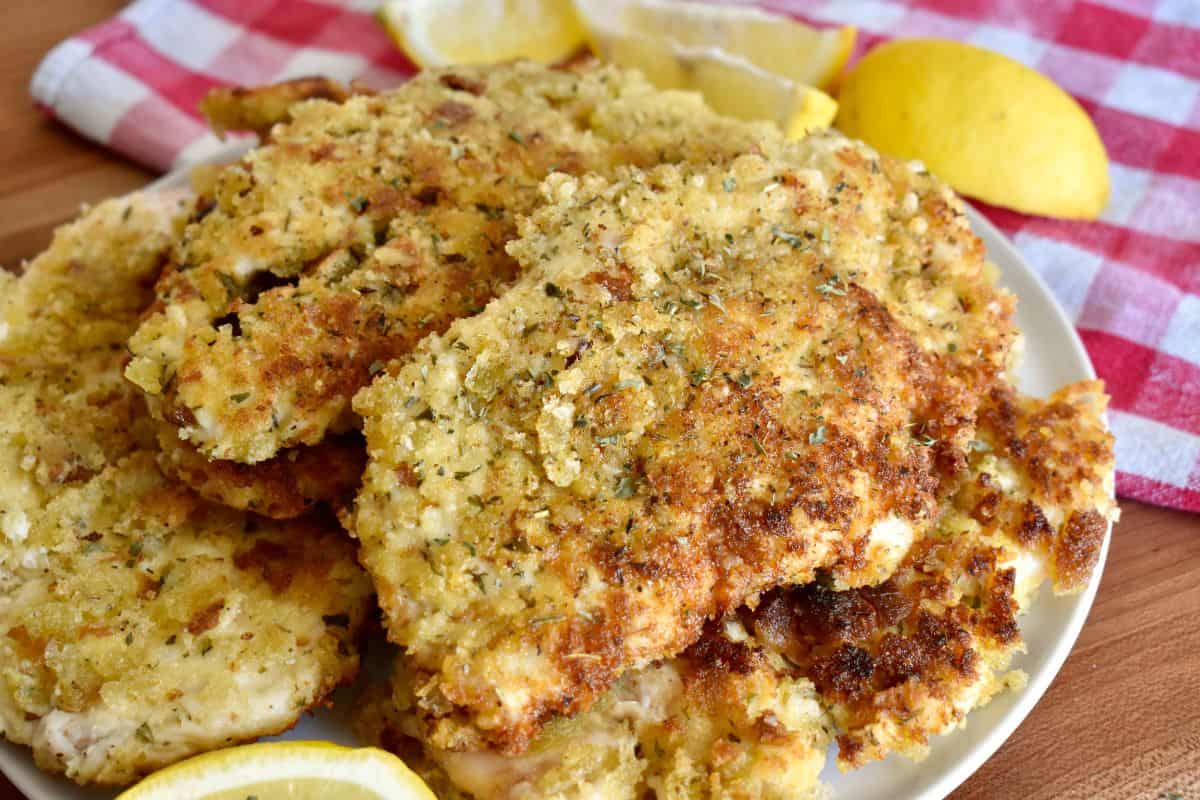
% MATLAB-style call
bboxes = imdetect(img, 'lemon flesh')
[200,779,386,799]
[596,32,837,138]
[116,742,436,800]
[575,0,855,90]
[836,38,1109,219]
[379,0,586,67]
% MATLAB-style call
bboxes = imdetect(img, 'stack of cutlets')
[0,61,1116,797]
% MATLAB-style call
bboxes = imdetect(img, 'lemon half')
[379,0,586,67]
[836,38,1109,219]
[115,741,435,800]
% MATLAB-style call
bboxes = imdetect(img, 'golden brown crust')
[1055,509,1106,590]
[2,454,373,785]
[968,381,1117,593]
[127,61,776,464]
[199,77,358,138]
[353,134,1016,752]
[749,530,1021,767]
[745,381,1116,769]
[0,195,187,505]
[155,425,366,519]
[353,380,1112,788]
[358,623,831,800]
[0,193,373,786]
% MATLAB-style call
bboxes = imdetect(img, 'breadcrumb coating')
[126,61,772,464]
[0,195,372,785]
[356,623,832,800]
[352,129,1016,752]
[752,381,1116,768]
[355,383,1114,794]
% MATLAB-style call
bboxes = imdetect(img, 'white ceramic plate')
[0,161,1109,799]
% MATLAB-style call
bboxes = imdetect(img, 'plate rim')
[0,163,1111,800]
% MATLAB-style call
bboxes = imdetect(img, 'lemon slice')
[378,0,586,68]
[576,0,855,90]
[598,33,837,138]
[836,38,1110,219]
[115,741,436,800]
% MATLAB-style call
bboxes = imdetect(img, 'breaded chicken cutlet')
[352,132,1018,752]
[125,61,773,469]
[750,379,1116,768]
[356,625,833,800]
[0,196,373,785]
[354,383,1114,799]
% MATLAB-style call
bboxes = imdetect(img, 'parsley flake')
[809,425,827,446]
[216,272,240,301]
[815,275,847,296]
[771,225,806,248]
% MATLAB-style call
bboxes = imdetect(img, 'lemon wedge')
[115,741,436,800]
[376,0,846,138]
[576,0,855,91]
[572,0,849,139]
[836,38,1109,219]
[378,0,586,68]
[596,32,838,138]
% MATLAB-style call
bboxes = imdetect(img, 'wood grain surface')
[1,2,1197,798]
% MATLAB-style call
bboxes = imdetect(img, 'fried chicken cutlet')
[125,61,773,467]
[352,135,1017,753]
[751,380,1116,768]
[0,196,373,785]
[353,383,1114,799]
[356,625,833,800]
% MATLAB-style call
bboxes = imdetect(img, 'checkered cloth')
[29,0,1200,512]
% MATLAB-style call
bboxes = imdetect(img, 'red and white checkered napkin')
[30,0,1200,512]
